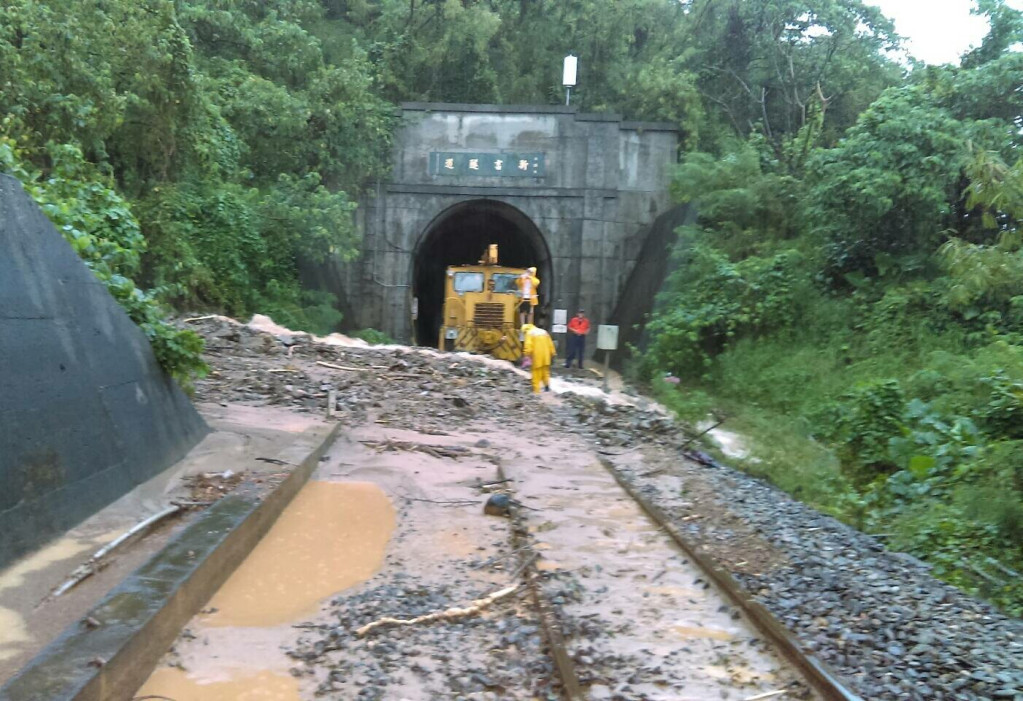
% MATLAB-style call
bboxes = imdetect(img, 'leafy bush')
[647,243,806,378]
[256,284,344,337]
[350,328,397,345]
[820,379,906,484]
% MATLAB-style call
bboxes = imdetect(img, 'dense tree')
[642,2,1023,611]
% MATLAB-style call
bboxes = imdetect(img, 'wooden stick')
[316,361,361,371]
[401,496,477,506]
[46,505,182,601]
[744,691,788,701]
[598,446,639,456]
[639,467,667,477]
[680,418,726,451]
[355,584,520,636]
[181,315,220,323]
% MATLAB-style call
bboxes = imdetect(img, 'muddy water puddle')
[137,480,394,699]
[204,481,395,627]
[140,668,300,700]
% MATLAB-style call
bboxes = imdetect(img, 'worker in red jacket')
[565,309,590,369]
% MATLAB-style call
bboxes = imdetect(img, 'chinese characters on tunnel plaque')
[429,152,545,177]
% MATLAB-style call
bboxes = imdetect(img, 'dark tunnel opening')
[412,200,551,346]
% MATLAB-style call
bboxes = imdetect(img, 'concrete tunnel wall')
[0,174,209,569]
[302,103,680,346]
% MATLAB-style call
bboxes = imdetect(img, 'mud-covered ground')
[172,316,1022,700]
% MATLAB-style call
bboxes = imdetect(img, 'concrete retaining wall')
[0,174,208,568]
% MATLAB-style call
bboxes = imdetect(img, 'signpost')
[552,308,568,346]
[596,324,619,393]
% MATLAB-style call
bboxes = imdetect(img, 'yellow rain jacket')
[517,272,540,307]
[522,325,555,368]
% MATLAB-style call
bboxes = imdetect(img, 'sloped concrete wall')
[608,203,696,366]
[0,174,208,568]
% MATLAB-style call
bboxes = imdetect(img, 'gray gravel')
[287,573,558,699]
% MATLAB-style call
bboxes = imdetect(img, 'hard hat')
[527,267,537,273]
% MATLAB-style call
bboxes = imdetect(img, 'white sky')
[867,0,1007,65]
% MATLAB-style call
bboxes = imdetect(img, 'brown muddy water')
[136,480,395,699]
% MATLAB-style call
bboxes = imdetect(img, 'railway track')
[593,457,861,701]
[130,409,835,701]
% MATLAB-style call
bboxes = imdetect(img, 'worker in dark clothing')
[565,309,590,369]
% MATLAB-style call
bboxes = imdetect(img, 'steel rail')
[597,456,864,701]
[497,465,585,701]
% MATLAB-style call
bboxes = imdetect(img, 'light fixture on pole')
[563,54,577,106]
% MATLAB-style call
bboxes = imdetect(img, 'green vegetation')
[351,328,397,345]
[2,0,1021,611]
[638,2,1023,613]
[0,0,395,378]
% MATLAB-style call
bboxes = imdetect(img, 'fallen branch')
[639,467,667,478]
[598,446,639,456]
[360,439,466,460]
[476,478,513,488]
[256,457,293,466]
[401,496,478,506]
[509,552,540,580]
[680,417,726,451]
[471,546,530,570]
[316,361,362,372]
[355,584,520,637]
[181,315,220,323]
[744,691,787,701]
[45,505,182,602]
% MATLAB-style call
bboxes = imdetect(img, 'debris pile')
[181,469,243,505]
[183,316,538,434]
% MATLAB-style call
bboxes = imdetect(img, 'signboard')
[597,324,619,350]
[553,308,567,325]
[552,324,567,334]
[429,152,545,177]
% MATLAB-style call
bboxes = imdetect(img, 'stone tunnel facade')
[312,103,679,344]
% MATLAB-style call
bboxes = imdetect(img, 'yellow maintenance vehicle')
[438,245,525,361]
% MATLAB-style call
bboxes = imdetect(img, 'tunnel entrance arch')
[411,200,552,347]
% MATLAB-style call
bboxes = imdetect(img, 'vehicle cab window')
[491,273,519,294]
[453,271,484,293]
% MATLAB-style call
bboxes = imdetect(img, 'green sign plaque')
[429,152,545,177]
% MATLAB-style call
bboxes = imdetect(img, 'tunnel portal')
[412,200,551,346]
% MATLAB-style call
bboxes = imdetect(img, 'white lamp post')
[563,54,577,106]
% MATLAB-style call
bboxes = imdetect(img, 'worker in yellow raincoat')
[516,267,540,325]
[521,323,556,394]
